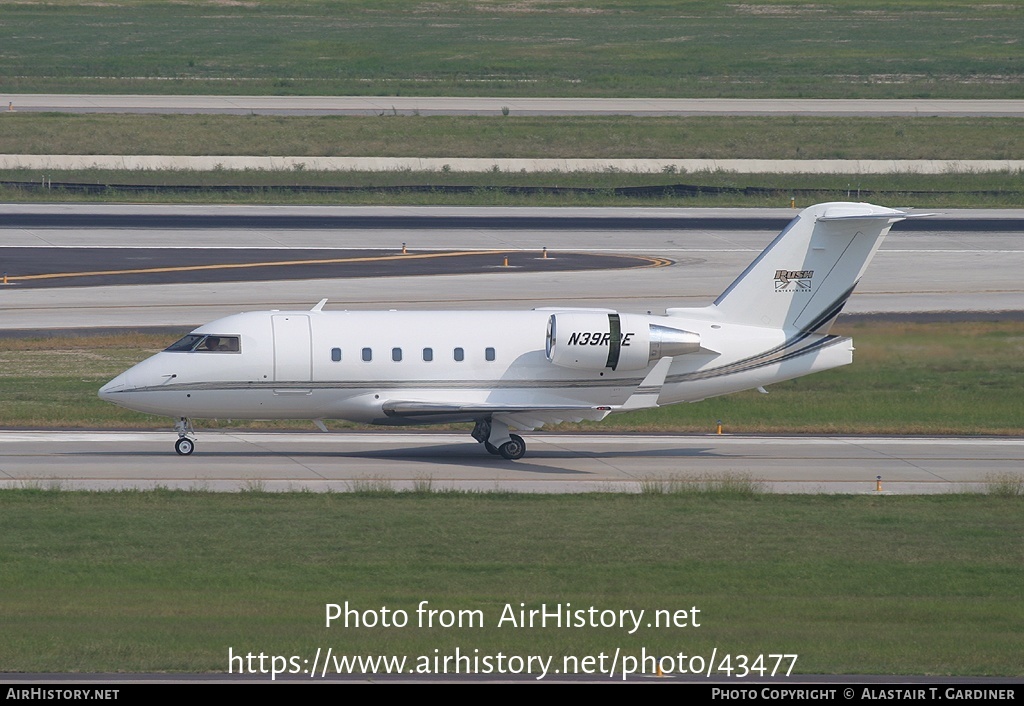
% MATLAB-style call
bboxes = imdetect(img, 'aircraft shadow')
[72,444,722,476]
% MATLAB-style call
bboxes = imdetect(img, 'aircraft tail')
[692,202,905,333]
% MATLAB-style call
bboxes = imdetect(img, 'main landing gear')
[174,417,196,456]
[472,418,526,460]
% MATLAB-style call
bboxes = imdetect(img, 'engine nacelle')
[545,312,701,372]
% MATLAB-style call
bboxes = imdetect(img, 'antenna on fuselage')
[311,298,328,312]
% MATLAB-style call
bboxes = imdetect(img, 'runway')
[1,431,1019,495]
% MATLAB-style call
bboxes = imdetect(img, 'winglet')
[311,298,328,312]
[620,357,673,410]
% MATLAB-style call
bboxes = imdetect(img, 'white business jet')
[99,202,908,459]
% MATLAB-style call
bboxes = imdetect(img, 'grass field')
[3,321,1023,435]
[2,1,1021,98]
[4,116,1022,207]
[3,169,1023,208]
[4,114,1024,160]
[1,490,1021,675]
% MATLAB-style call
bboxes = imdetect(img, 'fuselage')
[99,307,852,424]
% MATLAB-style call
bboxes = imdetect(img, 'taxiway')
[3,204,1023,330]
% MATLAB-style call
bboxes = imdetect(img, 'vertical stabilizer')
[707,202,904,333]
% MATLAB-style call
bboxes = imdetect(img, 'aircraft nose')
[98,371,131,401]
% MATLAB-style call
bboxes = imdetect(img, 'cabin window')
[423,347,433,362]
[392,347,402,362]
[454,347,464,362]
[165,334,240,353]
[362,347,372,362]
[331,348,342,362]
[485,347,496,362]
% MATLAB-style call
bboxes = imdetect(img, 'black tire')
[174,437,195,456]
[499,434,526,460]
[484,441,501,455]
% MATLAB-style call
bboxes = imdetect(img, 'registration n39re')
[100,202,913,460]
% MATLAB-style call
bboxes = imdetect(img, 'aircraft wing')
[382,357,675,430]
[381,401,612,430]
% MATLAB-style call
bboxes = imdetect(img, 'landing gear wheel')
[484,441,501,455]
[174,437,195,456]
[499,434,526,460]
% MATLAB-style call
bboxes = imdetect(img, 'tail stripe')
[667,335,844,384]
[800,282,857,336]
[665,282,856,384]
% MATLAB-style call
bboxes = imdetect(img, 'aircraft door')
[272,314,313,383]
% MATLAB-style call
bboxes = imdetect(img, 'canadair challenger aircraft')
[99,202,908,459]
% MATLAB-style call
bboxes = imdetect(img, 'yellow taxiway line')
[9,250,670,283]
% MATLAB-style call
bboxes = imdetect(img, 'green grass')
[2,322,1023,434]
[596,321,1024,435]
[4,114,1024,160]
[1,1,1021,98]
[2,169,1022,208]
[638,472,767,496]
[0,491,1021,675]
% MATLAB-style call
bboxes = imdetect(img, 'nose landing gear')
[174,417,196,456]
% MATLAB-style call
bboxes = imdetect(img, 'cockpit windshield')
[165,334,241,353]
